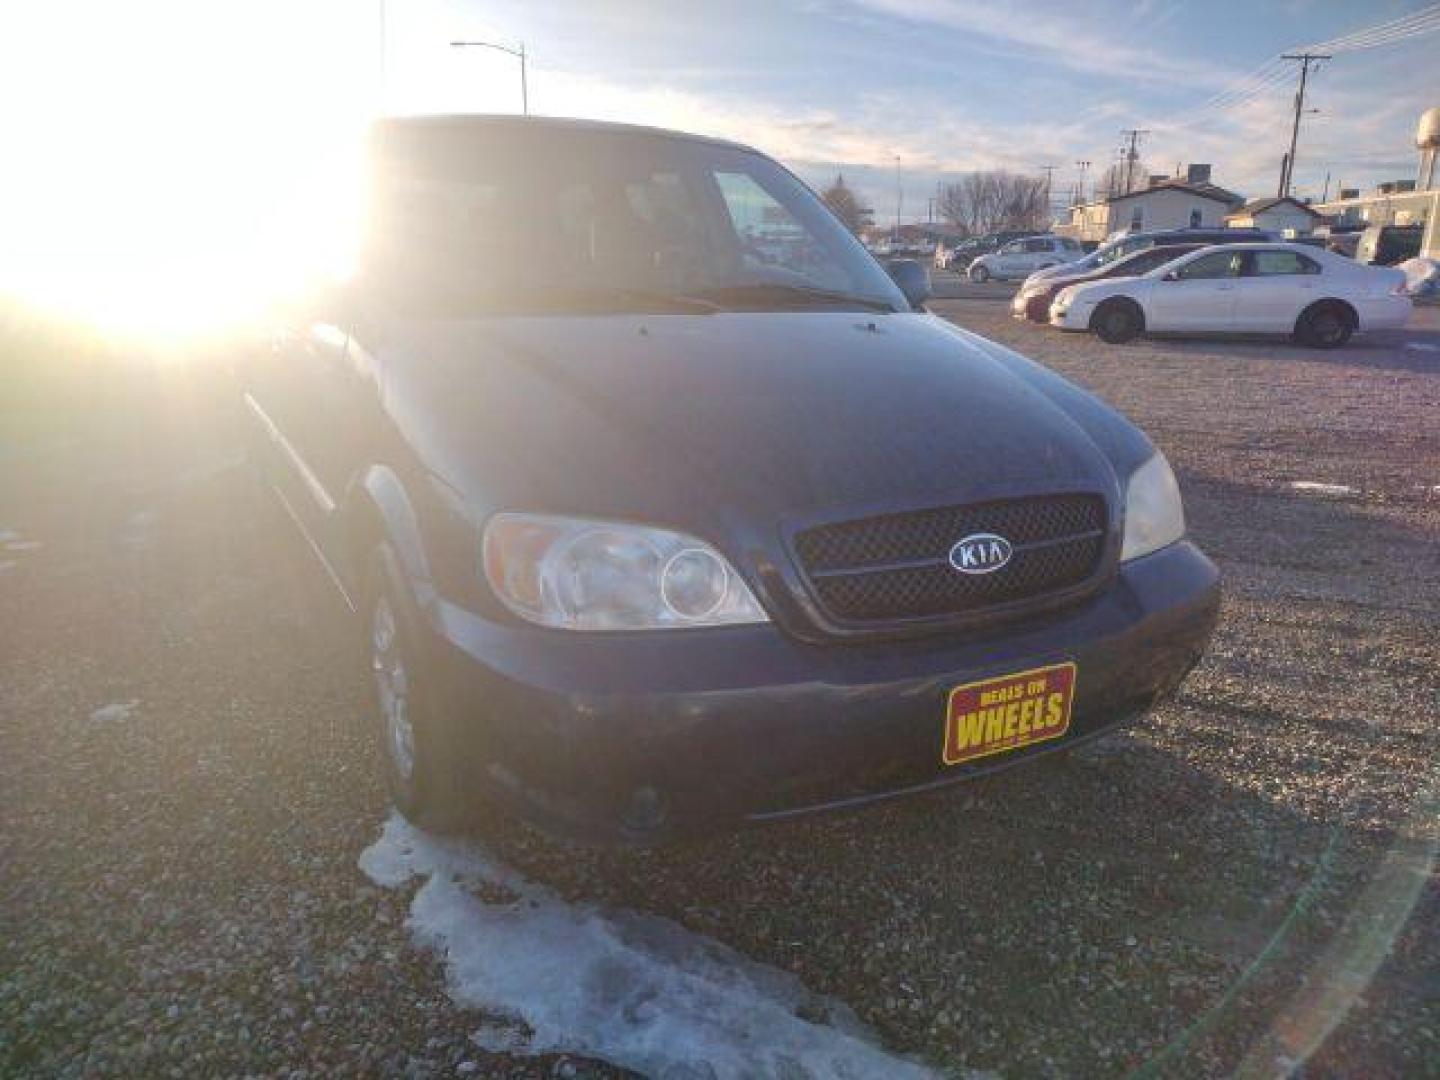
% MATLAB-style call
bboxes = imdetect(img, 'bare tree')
[1098,159,1153,198]
[938,171,1050,236]
[820,174,871,235]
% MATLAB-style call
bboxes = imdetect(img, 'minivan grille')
[794,494,1106,624]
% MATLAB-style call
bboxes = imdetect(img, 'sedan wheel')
[970,264,991,283]
[1093,300,1142,344]
[1297,304,1354,348]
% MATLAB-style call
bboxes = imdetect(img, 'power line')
[1146,3,1440,132]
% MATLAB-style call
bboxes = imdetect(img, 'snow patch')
[360,814,938,1079]
[1398,257,1439,301]
[1404,342,1440,353]
[1290,481,1357,497]
[90,700,140,723]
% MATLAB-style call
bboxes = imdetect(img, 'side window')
[1127,249,1172,274]
[713,170,844,287]
[1024,238,1051,253]
[1174,251,1243,280]
[1189,208,1203,228]
[999,240,1024,254]
[1062,238,1081,251]
[1129,206,1143,231]
[1249,250,1321,276]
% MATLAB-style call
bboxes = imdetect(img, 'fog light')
[621,785,669,833]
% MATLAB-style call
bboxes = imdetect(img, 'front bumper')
[423,541,1220,842]
[1049,301,1093,331]
[1012,291,1051,322]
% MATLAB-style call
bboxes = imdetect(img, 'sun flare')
[0,0,375,344]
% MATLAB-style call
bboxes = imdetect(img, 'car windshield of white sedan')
[364,129,906,316]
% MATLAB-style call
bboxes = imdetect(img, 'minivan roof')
[370,113,752,154]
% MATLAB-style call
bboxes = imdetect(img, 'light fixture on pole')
[450,39,529,116]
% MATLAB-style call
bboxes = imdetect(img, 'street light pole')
[893,155,901,243]
[450,39,529,115]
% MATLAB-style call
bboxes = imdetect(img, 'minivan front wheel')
[1092,298,1144,344]
[365,544,468,832]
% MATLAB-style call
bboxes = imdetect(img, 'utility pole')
[1278,52,1329,197]
[1073,160,1091,206]
[1036,164,1057,221]
[893,155,902,242]
[451,38,529,115]
[1119,129,1148,195]
[378,0,387,109]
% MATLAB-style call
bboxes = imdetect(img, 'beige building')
[1225,196,1323,235]
[1057,178,1244,243]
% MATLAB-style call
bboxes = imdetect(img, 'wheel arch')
[344,465,440,621]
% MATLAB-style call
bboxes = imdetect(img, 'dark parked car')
[1356,223,1423,266]
[1010,243,1206,322]
[242,116,1220,843]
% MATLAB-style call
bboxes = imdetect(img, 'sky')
[379,0,1440,223]
[0,0,1436,332]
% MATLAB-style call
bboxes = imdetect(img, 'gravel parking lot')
[3,301,1437,1077]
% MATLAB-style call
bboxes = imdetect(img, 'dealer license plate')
[942,662,1077,766]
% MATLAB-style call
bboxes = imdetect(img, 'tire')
[970,264,991,283]
[364,544,470,833]
[1091,298,1144,344]
[1295,302,1355,348]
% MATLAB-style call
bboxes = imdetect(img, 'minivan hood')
[381,312,1145,541]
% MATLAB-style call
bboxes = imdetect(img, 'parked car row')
[1026,242,1411,347]
[967,235,1086,282]
[933,230,1046,272]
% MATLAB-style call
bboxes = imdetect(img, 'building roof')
[1107,180,1244,207]
[1227,196,1323,219]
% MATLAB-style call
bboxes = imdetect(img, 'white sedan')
[1048,243,1411,346]
[969,236,1084,282]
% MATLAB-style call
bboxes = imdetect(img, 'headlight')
[482,513,769,630]
[1121,453,1186,561]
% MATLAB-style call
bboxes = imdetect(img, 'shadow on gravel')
[1139,324,1440,375]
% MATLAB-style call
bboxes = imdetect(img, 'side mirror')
[885,258,933,309]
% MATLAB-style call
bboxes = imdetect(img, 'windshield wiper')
[694,283,898,313]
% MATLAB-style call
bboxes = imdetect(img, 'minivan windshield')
[365,123,907,316]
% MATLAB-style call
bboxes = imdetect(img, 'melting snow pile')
[1290,481,1357,498]
[1398,257,1440,303]
[360,814,937,1079]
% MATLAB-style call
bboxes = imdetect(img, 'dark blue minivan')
[242,116,1220,842]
